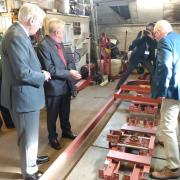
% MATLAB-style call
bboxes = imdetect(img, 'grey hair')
[154,20,173,34]
[48,18,65,34]
[18,3,46,24]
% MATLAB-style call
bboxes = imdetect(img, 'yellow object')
[105,48,111,54]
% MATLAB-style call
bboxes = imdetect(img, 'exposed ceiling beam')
[94,0,129,6]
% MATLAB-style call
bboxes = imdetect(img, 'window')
[0,0,7,13]
[73,22,81,35]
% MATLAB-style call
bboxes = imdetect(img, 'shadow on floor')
[0,172,22,179]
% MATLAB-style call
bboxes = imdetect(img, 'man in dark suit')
[151,20,180,179]
[115,24,156,91]
[37,19,81,150]
[1,3,51,180]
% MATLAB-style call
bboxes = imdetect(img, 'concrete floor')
[0,78,180,180]
[66,100,180,180]
[0,80,116,180]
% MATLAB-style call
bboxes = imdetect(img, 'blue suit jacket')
[151,32,180,100]
[1,23,45,112]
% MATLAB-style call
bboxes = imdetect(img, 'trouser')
[160,99,180,169]
[0,105,14,128]
[46,94,71,140]
[10,110,39,176]
[115,59,154,90]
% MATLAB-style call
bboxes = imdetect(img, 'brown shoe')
[151,167,180,179]
[155,140,164,147]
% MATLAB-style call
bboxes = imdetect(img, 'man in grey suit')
[37,19,81,150]
[1,3,51,180]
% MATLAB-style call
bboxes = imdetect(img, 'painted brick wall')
[98,24,180,51]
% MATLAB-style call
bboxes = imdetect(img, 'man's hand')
[69,70,81,80]
[42,70,51,81]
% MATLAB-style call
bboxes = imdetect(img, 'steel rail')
[40,96,117,180]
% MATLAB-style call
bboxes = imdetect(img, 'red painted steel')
[121,123,157,135]
[99,159,120,180]
[114,83,162,104]
[75,79,91,92]
[99,81,160,180]
[129,102,158,114]
[125,80,150,86]
[120,84,151,94]
[127,117,158,128]
[130,165,141,180]
[114,92,162,104]
[40,96,116,180]
[107,150,151,165]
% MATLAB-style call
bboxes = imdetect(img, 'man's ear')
[29,17,34,26]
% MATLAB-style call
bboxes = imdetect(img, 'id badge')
[144,50,150,55]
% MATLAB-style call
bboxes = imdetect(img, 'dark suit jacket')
[129,32,156,64]
[1,23,45,112]
[37,35,75,96]
[151,32,180,100]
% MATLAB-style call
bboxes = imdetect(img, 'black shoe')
[49,138,61,150]
[24,171,43,180]
[36,156,49,165]
[62,131,77,140]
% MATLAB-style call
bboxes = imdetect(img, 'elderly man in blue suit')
[1,3,51,180]
[151,20,180,179]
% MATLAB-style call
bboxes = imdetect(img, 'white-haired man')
[151,20,180,179]
[37,19,81,150]
[1,3,51,180]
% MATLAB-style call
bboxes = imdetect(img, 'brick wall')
[98,24,180,51]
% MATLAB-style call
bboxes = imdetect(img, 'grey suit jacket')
[1,23,45,112]
[37,35,76,96]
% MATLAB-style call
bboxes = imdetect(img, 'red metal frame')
[107,150,151,165]
[98,81,161,180]
[114,82,162,104]
[127,117,159,128]
[99,150,151,180]
[125,80,150,86]
[114,85,162,104]
[99,158,120,180]
[119,84,151,94]
[75,79,92,92]
[40,97,116,179]
[41,79,161,180]
[129,102,158,115]
[107,130,156,156]
[99,33,112,76]
[121,123,157,135]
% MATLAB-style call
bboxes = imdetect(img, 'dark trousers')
[46,93,71,140]
[115,59,154,90]
[0,105,15,128]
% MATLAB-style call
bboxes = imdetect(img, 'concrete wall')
[98,24,180,51]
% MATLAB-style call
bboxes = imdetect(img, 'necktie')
[55,43,67,66]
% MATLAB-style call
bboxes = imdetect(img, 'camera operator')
[115,23,156,91]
